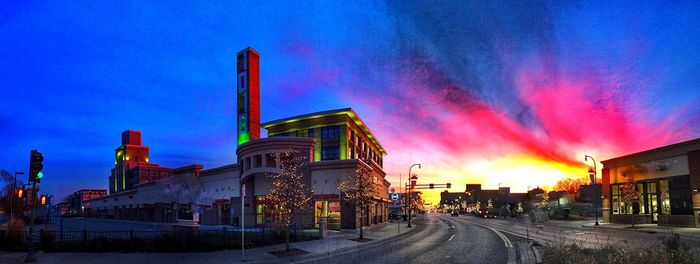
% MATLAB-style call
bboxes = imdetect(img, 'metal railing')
[0,224,319,252]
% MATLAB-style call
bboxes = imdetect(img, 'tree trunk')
[286,211,293,251]
[359,208,364,240]
[286,226,290,251]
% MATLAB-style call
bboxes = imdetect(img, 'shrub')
[542,234,697,264]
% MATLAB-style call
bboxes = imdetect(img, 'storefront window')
[256,195,282,226]
[669,175,693,215]
[660,180,671,215]
[315,200,341,230]
[611,185,621,214]
[637,183,646,214]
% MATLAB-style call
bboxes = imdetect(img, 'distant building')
[64,189,107,215]
[109,130,172,194]
[440,184,526,211]
[87,164,237,225]
[602,138,700,227]
[465,184,481,192]
[577,184,601,203]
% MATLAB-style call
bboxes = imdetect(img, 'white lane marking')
[466,220,513,248]
[447,234,455,241]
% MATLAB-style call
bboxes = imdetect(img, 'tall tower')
[110,130,150,193]
[237,47,261,145]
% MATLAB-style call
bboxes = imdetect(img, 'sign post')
[241,184,245,262]
[391,191,399,233]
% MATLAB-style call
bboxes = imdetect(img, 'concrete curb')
[577,224,700,241]
[287,222,421,264]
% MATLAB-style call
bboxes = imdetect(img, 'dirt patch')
[269,248,310,258]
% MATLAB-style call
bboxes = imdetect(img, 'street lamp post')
[585,155,600,226]
[407,163,421,228]
[10,172,24,224]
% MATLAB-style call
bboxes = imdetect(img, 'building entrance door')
[651,193,659,222]
[649,182,658,223]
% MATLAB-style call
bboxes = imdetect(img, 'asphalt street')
[300,213,516,264]
[464,215,700,250]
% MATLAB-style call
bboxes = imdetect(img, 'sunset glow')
[1,2,699,203]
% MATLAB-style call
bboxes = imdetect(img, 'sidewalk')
[0,220,416,264]
[545,219,700,241]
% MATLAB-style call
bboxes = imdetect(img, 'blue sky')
[2,1,699,201]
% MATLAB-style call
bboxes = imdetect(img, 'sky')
[1,1,699,203]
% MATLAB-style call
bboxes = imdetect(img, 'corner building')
[602,138,700,227]
[232,47,391,230]
[234,108,391,230]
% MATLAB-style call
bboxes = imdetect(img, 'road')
[301,213,521,264]
[463,214,700,250]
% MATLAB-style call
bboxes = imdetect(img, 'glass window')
[321,126,340,160]
[669,175,692,215]
[314,200,341,230]
[265,153,276,167]
[308,128,314,138]
[660,180,671,215]
[238,115,247,132]
[253,155,262,168]
[637,183,646,214]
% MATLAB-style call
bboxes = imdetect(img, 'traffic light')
[446,183,451,189]
[29,150,44,183]
[17,188,24,198]
[429,183,434,189]
[40,195,47,205]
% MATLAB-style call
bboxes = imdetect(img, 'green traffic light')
[37,171,43,179]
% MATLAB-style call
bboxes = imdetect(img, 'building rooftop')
[601,137,700,165]
[261,107,387,155]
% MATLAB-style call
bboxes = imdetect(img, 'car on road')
[450,210,459,216]
[389,212,401,220]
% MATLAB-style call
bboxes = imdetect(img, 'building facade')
[601,138,700,227]
[64,189,107,215]
[229,47,391,230]
[82,47,391,230]
[109,130,172,194]
[84,131,239,225]
[233,108,391,230]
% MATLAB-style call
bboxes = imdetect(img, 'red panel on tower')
[247,48,260,141]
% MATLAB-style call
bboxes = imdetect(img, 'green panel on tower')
[237,47,261,145]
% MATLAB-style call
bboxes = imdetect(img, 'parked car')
[389,212,401,220]
[451,210,459,216]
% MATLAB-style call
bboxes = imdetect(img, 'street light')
[10,172,24,224]
[585,155,600,226]
[407,163,421,228]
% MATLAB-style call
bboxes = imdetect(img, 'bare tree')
[338,160,378,240]
[620,176,640,228]
[267,150,312,251]
[553,177,589,201]
[1,170,25,225]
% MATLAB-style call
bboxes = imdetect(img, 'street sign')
[390,193,399,201]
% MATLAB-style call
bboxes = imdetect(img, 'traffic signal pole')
[24,181,38,263]
[25,149,43,263]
